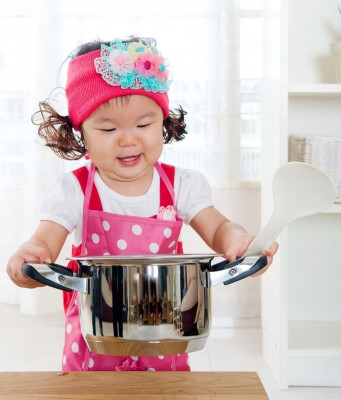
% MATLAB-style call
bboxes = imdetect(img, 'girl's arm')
[190,206,278,272]
[6,220,69,288]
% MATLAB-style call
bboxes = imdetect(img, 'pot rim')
[67,253,222,266]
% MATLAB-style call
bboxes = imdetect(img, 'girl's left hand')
[224,234,279,277]
[190,207,279,277]
[251,241,279,277]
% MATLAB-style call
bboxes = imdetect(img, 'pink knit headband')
[66,39,171,131]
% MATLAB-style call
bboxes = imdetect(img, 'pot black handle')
[201,255,268,287]
[222,255,267,285]
[23,263,73,292]
[23,263,92,293]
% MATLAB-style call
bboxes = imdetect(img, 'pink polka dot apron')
[62,162,190,372]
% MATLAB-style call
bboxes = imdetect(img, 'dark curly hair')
[32,37,188,161]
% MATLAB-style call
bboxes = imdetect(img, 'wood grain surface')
[0,371,268,399]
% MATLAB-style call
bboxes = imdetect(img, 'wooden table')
[0,371,268,399]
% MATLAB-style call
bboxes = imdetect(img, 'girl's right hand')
[6,221,69,289]
[6,242,52,288]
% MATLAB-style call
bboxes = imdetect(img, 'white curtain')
[0,0,264,315]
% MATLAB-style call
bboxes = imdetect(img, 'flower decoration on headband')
[94,39,171,93]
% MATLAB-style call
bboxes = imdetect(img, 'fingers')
[262,241,279,257]
[251,241,279,277]
[225,236,254,262]
[6,247,51,289]
[224,238,279,278]
[6,257,43,289]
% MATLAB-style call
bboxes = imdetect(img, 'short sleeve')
[175,168,214,224]
[39,173,83,233]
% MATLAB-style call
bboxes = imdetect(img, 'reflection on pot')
[80,261,210,354]
[179,264,201,336]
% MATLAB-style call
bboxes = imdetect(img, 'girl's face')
[82,95,164,195]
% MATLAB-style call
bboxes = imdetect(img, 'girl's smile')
[117,154,141,166]
[116,150,144,167]
[81,95,164,196]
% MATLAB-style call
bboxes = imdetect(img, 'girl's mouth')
[117,155,141,165]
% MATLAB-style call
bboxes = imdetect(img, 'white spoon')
[243,162,337,257]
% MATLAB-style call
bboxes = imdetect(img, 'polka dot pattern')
[117,239,127,250]
[86,216,182,255]
[88,358,95,369]
[71,342,79,353]
[92,233,100,244]
[149,243,159,253]
[164,228,172,238]
[132,225,142,235]
[102,221,110,231]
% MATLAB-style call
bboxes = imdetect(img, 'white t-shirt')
[40,163,213,246]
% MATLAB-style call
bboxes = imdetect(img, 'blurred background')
[0,0,264,318]
[1,1,341,397]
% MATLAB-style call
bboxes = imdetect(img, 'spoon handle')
[243,216,284,257]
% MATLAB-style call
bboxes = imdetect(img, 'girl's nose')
[118,130,137,146]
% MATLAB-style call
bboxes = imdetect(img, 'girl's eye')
[137,123,150,128]
[100,128,116,132]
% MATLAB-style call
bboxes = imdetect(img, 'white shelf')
[289,321,341,355]
[323,203,341,213]
[288,84,341,97]
[288,321,341,386]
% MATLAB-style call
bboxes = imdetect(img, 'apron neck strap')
[154,162,175,204]
[80,163,97,255]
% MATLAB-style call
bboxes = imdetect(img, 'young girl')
[6,36,278,372]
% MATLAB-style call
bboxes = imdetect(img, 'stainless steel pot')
[24,254,266,356]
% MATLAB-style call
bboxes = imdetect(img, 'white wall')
[289,0,341,84]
